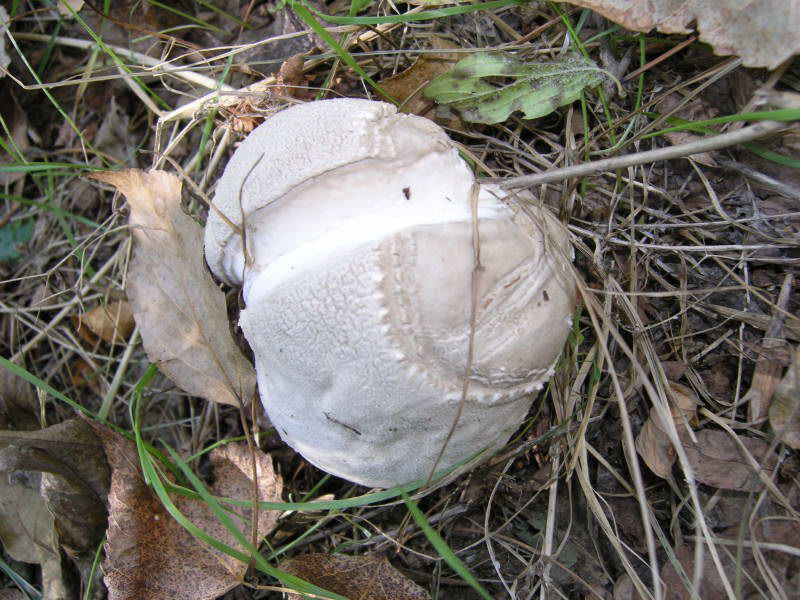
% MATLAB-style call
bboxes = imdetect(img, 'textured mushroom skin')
[205,99,576,488]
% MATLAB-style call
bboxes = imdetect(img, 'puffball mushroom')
[204,98,575,488]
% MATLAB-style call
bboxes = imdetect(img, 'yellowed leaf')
[635,382,697,478]
[380,38,461,116]
[769,346,800,449]
[559,0,800,69]
[89,169,256,407]
[90,423,283,600]
[280,554,430,600]
[76,300,135,345]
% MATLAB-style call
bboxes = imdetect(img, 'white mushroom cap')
[205,99,576,488]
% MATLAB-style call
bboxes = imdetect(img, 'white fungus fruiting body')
[205,99,575,488]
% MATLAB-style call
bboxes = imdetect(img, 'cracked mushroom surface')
[205,98,576,488]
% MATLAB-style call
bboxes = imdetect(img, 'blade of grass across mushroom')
[128,374,348,600]
[165,445,499,513]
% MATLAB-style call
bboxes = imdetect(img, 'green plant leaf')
[0,220,33,261]
[424,51,605,124]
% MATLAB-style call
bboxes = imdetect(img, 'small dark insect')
[402,187,411,200]
[543,290,549,302]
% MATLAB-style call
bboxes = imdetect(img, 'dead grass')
[1,2,799,599]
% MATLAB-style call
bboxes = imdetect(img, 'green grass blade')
[743,142,800,168]
[304,0,524,25]
[164,446,347,599]
[0,356,97,418]
[403,494,492,600]
[642,108,800,139]
[128,371,345,599]
[0,556,42,600]
[290,2,392,101]
[0,162,101,173]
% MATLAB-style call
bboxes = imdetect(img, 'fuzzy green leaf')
[424,51,605,124]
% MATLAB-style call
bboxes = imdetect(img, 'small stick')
[493,120,788,190]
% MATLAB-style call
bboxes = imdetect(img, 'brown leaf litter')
[90,423,283,600]
[279,553,431,600]
[0,416,111,599]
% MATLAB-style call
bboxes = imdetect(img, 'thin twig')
[494,121,789,189]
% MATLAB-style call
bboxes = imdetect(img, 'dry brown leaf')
[70,357,105,398]
[656,94,719,167]
[559,0,800,69]
[75,300,135,345]
[683,429,776,491]
[380,38,461,116]
[279,554,431,600]
[0,482,70,599]
[89,169,257,407]
[635,382,698,479]
[662,521,800,600]
[90,422,283,600]
[0,418,111,556]
[0,415,103,598]
[744,274,794,422]
[770,346,800,449]
[0,368,40,431]
[273,54,309,100]
[612,573,646,600]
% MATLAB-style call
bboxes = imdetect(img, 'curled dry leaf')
[89,169,257,407]
[75,300,135,345]
[279,554,430,600]
[635,382,698,479]
[769,346,800,449]
[90,422,283,600]
[0,483,69,599]
[683,429,777,492]
[0,418,110,557]
[559,0,800,69]
[273,54,308,100]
